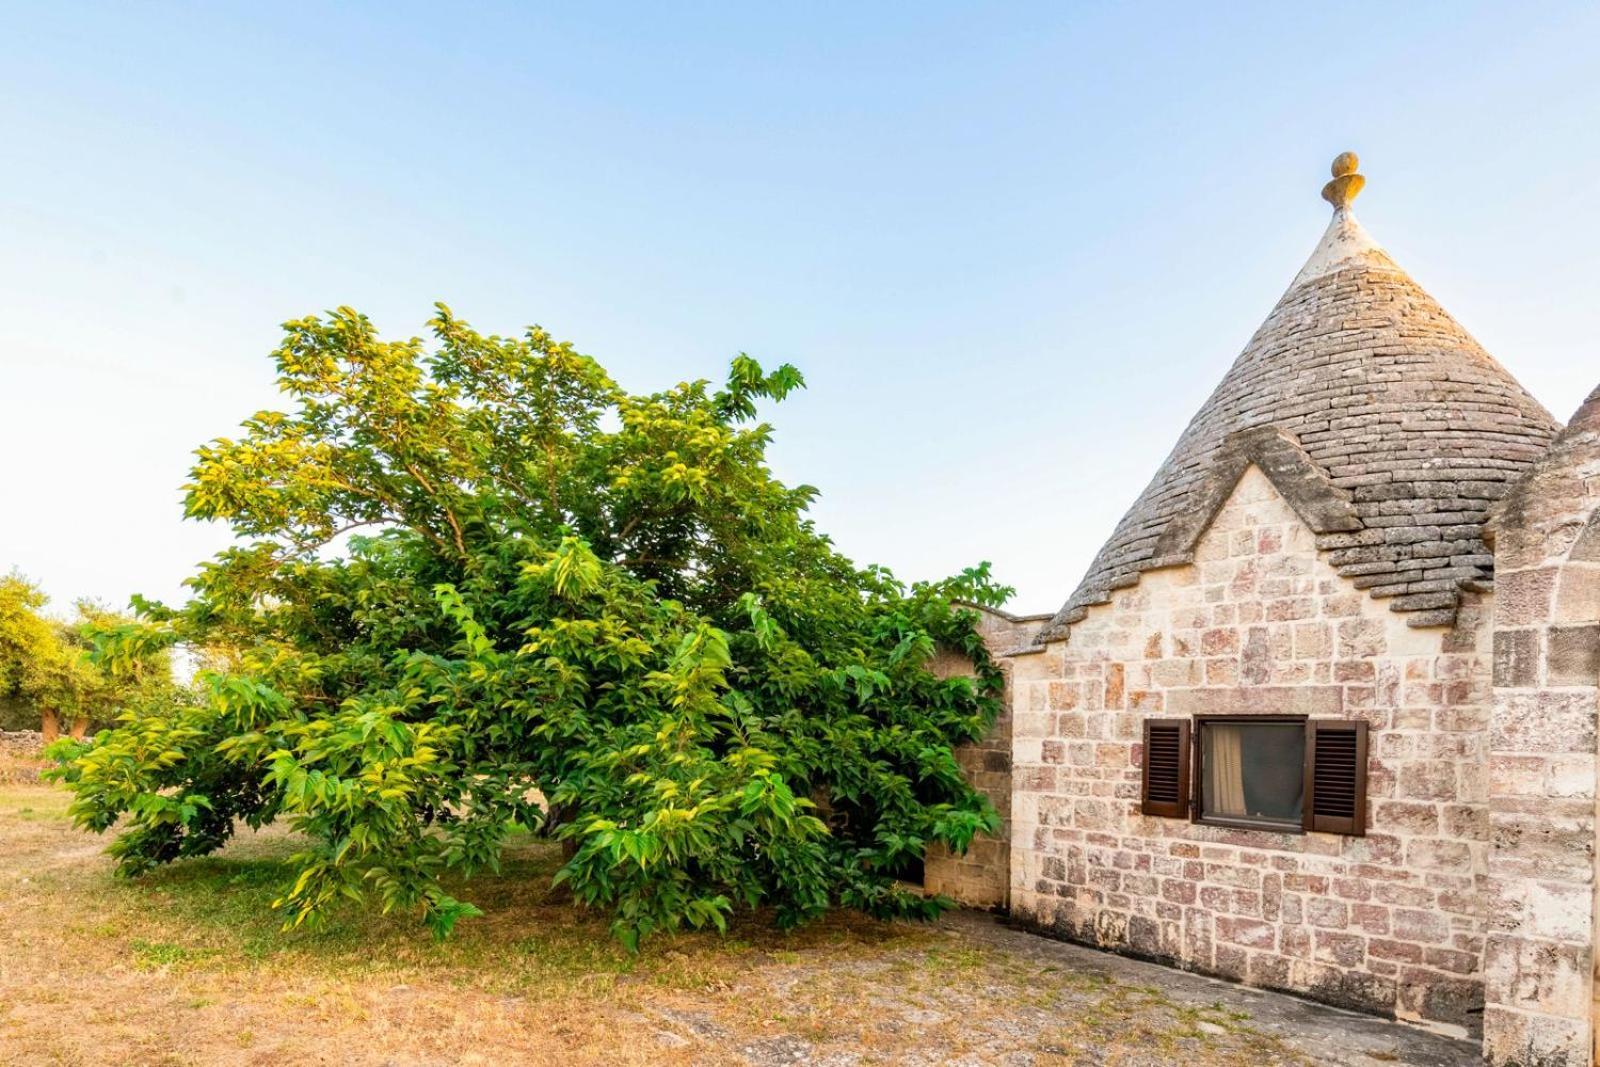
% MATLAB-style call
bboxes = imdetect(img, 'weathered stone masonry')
[924,608,1048,910]
[968,154,1600,1059]
[1010,466,1494,1033]
[1483,385,1600,1067]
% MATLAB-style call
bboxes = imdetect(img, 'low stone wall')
[0,729,49,784]
[924,608,1049,911]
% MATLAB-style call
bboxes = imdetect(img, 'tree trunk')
[69,717,89,740]
[40,709,61,743]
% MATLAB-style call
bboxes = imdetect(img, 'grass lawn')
[0,782,1310,1066]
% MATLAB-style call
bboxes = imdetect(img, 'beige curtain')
[1207,725,1247,816]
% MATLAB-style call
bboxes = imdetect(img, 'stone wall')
[923,607,1048,910]
[1484,385,1600,1067]
[0,728,49,784]
[1010,466,1491,1036]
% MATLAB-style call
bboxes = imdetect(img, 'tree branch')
[402,462,467,556]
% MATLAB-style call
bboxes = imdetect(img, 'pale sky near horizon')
[3,2,1597,618]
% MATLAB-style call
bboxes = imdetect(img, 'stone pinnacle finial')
[1321,151,1365,210]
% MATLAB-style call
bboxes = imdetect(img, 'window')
[1139,716,1367,836]
[1197,718,1304,831]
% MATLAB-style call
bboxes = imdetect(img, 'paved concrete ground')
[954,912,1479,1067]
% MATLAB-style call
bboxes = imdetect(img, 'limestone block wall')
[1484,385,1600,1067]
[1010,466,1492,1036]
[924,608,1047,910]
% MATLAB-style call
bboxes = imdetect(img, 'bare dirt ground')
[0,784,1475,1066]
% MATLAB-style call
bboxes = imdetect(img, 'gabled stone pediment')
[1150,426,1361,562]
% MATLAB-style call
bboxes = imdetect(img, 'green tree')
[0,574,169,738]
[65,598,177,735]
[53,306,1010,946]
[0,573,70,736]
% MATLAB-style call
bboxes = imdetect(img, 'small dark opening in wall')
[890,854,925,887]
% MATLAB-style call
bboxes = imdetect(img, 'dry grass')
[0,784,1307,1066]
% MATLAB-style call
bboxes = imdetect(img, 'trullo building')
[925,153,1600,1066]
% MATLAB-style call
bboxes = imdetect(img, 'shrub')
[53,306,1009,945]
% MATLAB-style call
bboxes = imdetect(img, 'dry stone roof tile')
[1041,180,1560,642]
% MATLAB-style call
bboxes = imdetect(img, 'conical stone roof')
[1041,153,1560,640]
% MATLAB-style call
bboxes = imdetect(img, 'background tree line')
[0,572,173,740]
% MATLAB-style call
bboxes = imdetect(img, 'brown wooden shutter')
[1303,719,1367,836]
[1141,719,1191,818]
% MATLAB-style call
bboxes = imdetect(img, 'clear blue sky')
[3,2,1597,616]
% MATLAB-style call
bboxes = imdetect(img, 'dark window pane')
[1202,722,1304,825]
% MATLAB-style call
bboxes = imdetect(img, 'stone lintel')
[1166,685,1344,717]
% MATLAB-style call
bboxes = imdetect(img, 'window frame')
[1189,714,1308,835]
